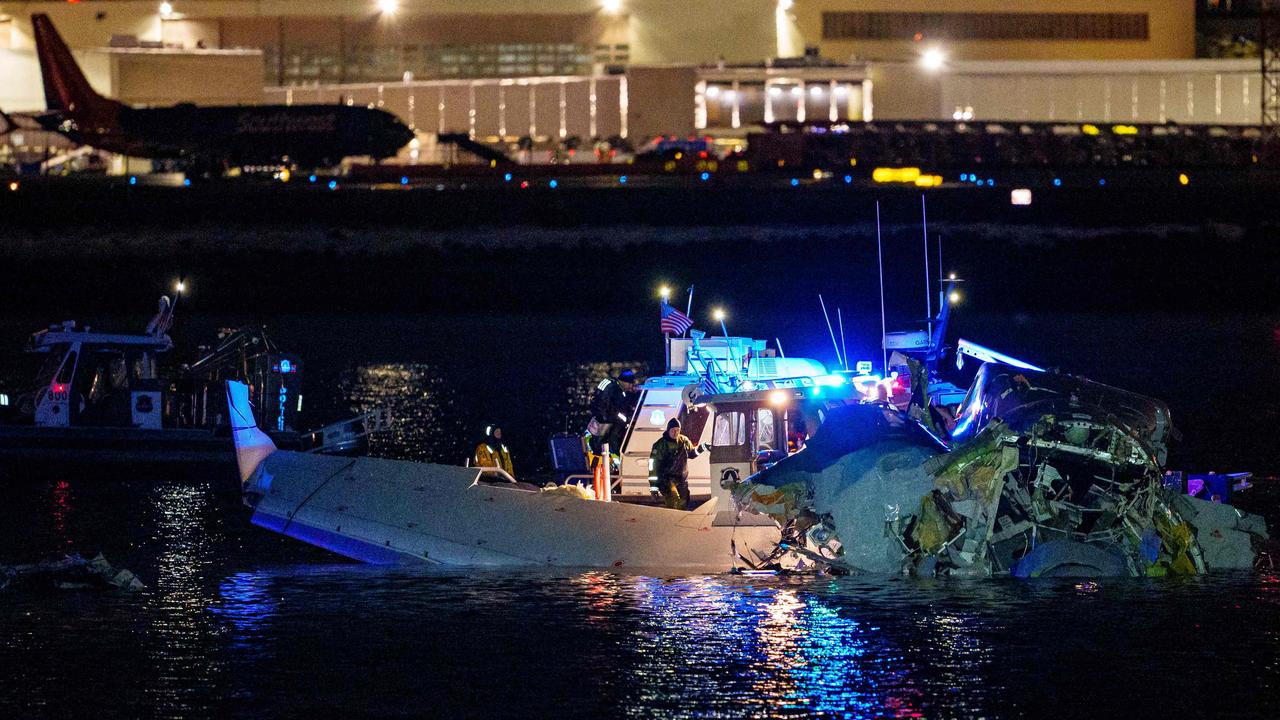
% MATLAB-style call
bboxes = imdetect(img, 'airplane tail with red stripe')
[31,13,119,120]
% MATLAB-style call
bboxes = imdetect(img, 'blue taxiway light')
[1099,178,1107,186]
[503,173,512,182]
[960,173,969,181]
[699,172,710,181]
[618,175,628,184]
[1053,178,1062,186]
[790,178,799,187]
[549,179,558,188]
[985,178,995,186]
[844,175,852,183]
[128,176,137,185]
[327,180,338,190]
[400,176,409,185]
[183,178,191,187]
[309,175,317,183]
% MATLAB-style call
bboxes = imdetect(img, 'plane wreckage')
[733,360,1270,577]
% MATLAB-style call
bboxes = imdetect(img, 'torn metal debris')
[0,553,145,592]
[731,362,1269,577]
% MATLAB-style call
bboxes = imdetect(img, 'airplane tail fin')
[31,14,116,117]
[227,381,278,485]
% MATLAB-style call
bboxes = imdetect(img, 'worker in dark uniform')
[473,424,515,477]
[648,417,707,510]
[587,368,639,457]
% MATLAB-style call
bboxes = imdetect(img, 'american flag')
[660,301,693,335]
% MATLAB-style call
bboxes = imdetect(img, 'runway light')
[921,47,945,72]
[1178,173,1190,186]
[377,0,398,15]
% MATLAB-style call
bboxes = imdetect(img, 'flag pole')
[662,287,672,372]
[685,284,695,337]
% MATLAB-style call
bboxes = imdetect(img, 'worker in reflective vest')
[648,417,707,510]
[474,424,514,476]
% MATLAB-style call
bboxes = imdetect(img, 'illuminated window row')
[822,12,1150,41]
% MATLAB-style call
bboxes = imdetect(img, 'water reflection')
[144,479,224,719]
[607,575,937,718]
[49,479,74,551]
[335,363,467,463]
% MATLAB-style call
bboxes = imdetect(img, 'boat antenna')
[876,201,888,375]
[818,294,843,369]
[837,307,849,372]
[937,234,945,312]
[921,194,932,339]
[774,338,786,359]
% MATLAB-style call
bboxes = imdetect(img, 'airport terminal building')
[0,1,1266,164]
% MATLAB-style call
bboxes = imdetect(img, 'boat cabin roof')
[27,325,172,353]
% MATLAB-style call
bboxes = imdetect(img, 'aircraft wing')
[0,109,63,135]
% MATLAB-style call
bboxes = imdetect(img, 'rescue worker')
[473,424,514,477]
[648,417,708,510]
[587,368,639,456]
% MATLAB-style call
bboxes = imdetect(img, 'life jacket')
[474,441,514,476]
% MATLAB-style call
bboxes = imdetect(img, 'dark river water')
[1,469,1279,720]
[0,307,1278,718]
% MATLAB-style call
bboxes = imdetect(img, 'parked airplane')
[31,13,414,173]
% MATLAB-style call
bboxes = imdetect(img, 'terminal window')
[267,42,593,86]
[822,12,1150,41]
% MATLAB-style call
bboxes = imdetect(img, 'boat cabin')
[25,322,172,430]
[606,334,871,517]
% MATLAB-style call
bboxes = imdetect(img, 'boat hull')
[246,451,780,570]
